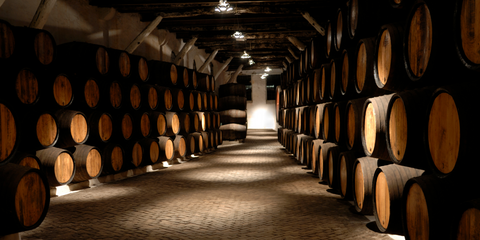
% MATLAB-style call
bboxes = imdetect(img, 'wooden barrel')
[311,68,322,103]
[36,147,75,186]
[372,164,424,233]
[197,73,211,92]
[10,152,42,170]
[107,48,131,79]
[165,112,180,137]
[176,66,190,89]
[219,83,246,98]
[139,138,161,165]
[173,135,187,158]
[106,80,122,110]
[333,101,347,147]
[299,135,315,165]
[355,37,384,96]
[374,23,409,91]
[450,198,480,239]
[112,112,133,142]
[54,109,89,148]
[19,111,58,152]
[454,0,480,72]
[189,112,201,133]
[9,25,56,67]
[345,97,368,155]
[424,84,480,178]
[183,89,196,112]
[191,90,203,111]
[320,63,332,101]
[129,54,149,82]
[220,123,247,141]
[330,57,344,101]
[322,103,335,142]
[334,7,350,53]
[219,96,247,111]
[46,72,74,108]
[388,0,414,9]
[124,140,144,169]
[318,142,339,181]
[361,94,394,160]
[0,163,50,235]
[87,111,113,145]
[385,87,434,168]
[148,60,178,87]
[125,82,142,111]
[340,48,356,98]
[170,87,185,112]
[310,36,327,69]
[134,111,151,139]
[310,139,325,176]
[187,68,198,90]
[157,136,175,161]
[190,132,205,154]
[56,42,109,77]
[326,143,341,189]
[71,76,100,110]
[338,151,356,200]
[147,111,166,137]
[143,85,173,111]
[314,103,326,139]
[325,20,336,59]
[100,143,124,175]
[0,20,15,62]
[71,144,103,183]
[185,133,197,156]
[1,66,41,107]
[352,157,389,214]
[177,112,191,135]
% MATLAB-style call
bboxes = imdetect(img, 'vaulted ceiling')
[89,0,341,71]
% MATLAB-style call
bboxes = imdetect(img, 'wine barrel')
[454,0,480,73]
[333,101,347,147]
[424,84,480,178]
[353,157,390,214]
[121,82,142,111]
[107,48,131,79]
[385,87,434,168]
[105,80,122,110]
[10,152,42,170]
[142,85,173,111]
[19,111,58,152]
[190,132,205,154]
[340,47,356,98]
[361,94,395,160]
[389,0,414,9]
[311,68,322,103]
[124,140,144,169]
[318,142,339,181]
[148,60,178,87]
[322,103,335,142]
[176,66,190,89]
[139,138,161,165]
[70,76,101,110]
[170,88,185,112]
[325,20,336,59]
[157,136,175,161]
[450,198,480,239]
[334,7,350,53]
[36,147,75,186]
[338,151,356,200]
[310,36,327,69]
[134,111,151,139]
[1,66,41,107]
[100,143,124,175]
[197,73,211,92]
[355,37,385,96]
[87,111,113,146]
[299,135,315,165]
[314,103,327,139]
[326,143,342,189]
[219,83,247,98]
[173,135,187,158]
[148,111,167,137]
[374,23,409,92]
[112,112,133,142]
[71,144,103,183]
[189,112,201,133]
[56,42,109,77]
[187,68,198,90]
[165,112,180,137]
[0,163,50,235]
[191,90,203,111]
[185,133,197,156]
[177,112,191,135]
[372,164,424,233]
[219,96,247,111]
[10,25,56,67]
[0,20,15,62]
[43,72,74,108]
[345,97,368,155]
[54,109,89,148]
[183,89,196,112]
[330,57,344,101]
[310,139,325,176]
[129,54,149,82]
[320,63,332,101]
[220,123,247,141]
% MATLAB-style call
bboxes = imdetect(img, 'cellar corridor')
[20,130,399,240]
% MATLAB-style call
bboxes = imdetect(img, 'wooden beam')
[215,56,234,80]
[125,15,163,54]
[288,47,299,60]
[285,56,293,63]
[287,36,306,51]
[0,0,6,8]
[227,64,244,84]
[29,0,58,29]
[283,61,289,69]
[301,11,325,36]
[198,49,219,73]
[174,37,198,65]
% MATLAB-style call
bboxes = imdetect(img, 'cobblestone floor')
[20,130,403,240]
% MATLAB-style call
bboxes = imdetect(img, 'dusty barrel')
[385,88,434,168]
[353,157,389,214]
[355,37,384,96]
[9,25,56,67]
[71,144,103,183]
[220,123,247,141]
[138,138,161,165]
[142,85,173,111]
[361,94,394,160]
[86,111,113,146]
[424,84,480,178]
[19,111,59,151]
[54,109,89,148]
[318,142,339,181]
[148,60,178,87]
[100,143,124,175]
[338,151,356,200]
[129,54,149,82]
[372,164,424,233]
[107,48,131,79]
[173,135,187,158]
[0,163,50,236]
[56,42,110,77]
[36,147,75,186]
[374,23,409,91]
[165,112,180,137]
[454,0,480,72]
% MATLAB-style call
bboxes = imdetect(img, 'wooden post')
[301,11,326,36]
[29,0,58,29]
[227,64,244,84]
[198,49,219,73]
[174,37,198,65]
[285,56,293,64]
[125,15,163,54]
[287,36,306,51]
[288,47,299,60]
[214,56,233,80]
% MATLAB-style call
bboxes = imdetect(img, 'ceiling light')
[241,51,251,59]
[261,73,269,79]
[232,31,245,39]
[265,67,272,72]
[215,0,233,12]
[249,59,255,65]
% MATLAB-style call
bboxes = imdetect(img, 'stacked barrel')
[219,83,248,141]
[277,0,480,238]
[0,20,222,236]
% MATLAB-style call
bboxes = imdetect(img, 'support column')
[198,49,219,73]
[173,37,198,65]
[227,64,244,84]
[301,11,326,36]
[288,47,299,60]
[287,36,306,51]
[125,15,163,54]
[29,0,58,29]
[214,56,233,80]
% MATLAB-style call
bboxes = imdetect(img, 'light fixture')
[232,31,245,39]
[215,0,233,12]
[265,67,272,72]
[249,59,255,65]
[241,51,251,59]
[261,73,269,79]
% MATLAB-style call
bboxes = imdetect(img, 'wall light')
[232,31,245,39]
[265,67,271,72]
[215,0,233,12]
[249,59,255,65]
[241,51,251,59]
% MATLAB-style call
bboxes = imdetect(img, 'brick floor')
[20,130,402,240]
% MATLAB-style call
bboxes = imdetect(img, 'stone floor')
[20,130,404,240]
